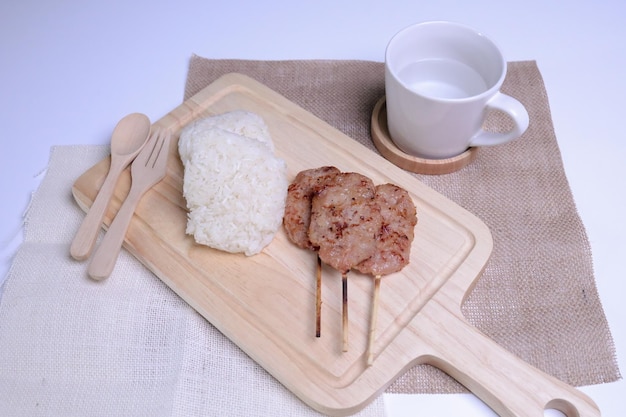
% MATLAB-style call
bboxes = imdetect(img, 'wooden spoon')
[70,113,151,261]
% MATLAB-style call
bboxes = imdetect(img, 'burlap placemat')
[185,55,621,393]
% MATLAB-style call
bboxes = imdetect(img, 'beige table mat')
[0,145,386,417]
[184,56,621,393]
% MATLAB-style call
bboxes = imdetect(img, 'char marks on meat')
[355,184,417,276]
[308,172,383,274]
[283,166,340,250]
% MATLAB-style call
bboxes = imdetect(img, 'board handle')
[420,301,600,417]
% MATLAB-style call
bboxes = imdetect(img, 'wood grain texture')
[72,73,598,416]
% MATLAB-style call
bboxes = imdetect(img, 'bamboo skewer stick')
[315,255,322,338]
[367,275,382,365]
[342,272,349,352]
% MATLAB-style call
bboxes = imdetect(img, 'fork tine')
[153,129,170,169]
[134,128,158,165]
[144,128,168,168]
[131,128,170,174]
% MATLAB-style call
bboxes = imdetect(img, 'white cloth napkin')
[0,145,386,417]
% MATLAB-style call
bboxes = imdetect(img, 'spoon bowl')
[113,114,153,155]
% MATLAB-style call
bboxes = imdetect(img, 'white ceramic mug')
[385,21,529,159]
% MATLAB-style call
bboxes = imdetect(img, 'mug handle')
[470,93,530,147]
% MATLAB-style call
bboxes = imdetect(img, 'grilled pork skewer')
[284,166,340,337]
[355,184,417,365]
[309,172,383,351]
[284,169,417,358]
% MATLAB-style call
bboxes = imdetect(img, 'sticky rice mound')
[178,111,288,256]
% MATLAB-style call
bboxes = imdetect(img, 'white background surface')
[1,1,624,416]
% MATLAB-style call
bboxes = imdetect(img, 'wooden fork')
[88,128,171,281]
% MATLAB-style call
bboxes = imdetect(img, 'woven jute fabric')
[0,145,386,417]
[185,55,621,393]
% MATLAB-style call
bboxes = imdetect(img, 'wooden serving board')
[73,73,599,417]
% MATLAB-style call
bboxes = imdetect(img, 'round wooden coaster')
[370,97,478,175]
